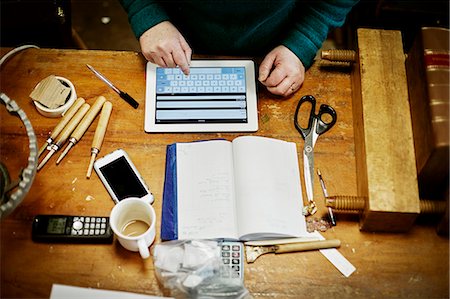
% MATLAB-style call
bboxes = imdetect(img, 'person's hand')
[139,21,192,75]
[258,45,305,97]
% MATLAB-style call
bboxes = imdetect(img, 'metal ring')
[0,93,38,219]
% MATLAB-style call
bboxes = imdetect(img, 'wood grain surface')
[0,48,448,298]
[352,29,420,232]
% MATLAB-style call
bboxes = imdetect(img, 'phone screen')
[99,156,148,200]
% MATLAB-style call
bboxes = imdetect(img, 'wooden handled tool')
[274,239,341,253]
[56,96,106,164]
[37,103,90,171]
[86,101,113,178]
[38,97,85,157]
[245,239,341,263]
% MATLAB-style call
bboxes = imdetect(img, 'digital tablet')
[145,60,258,133]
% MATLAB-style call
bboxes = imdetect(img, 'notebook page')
[232,136,306,240]
[176,140,239,240]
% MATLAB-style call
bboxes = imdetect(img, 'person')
[120,0,359,96]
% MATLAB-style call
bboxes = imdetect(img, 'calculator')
[219,241,244,280]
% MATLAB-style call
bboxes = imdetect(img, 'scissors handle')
[316,104,337,135]
[294,95,337,138]
[294,95,316,139]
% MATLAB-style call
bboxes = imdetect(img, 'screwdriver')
[86,64,139,109]
[56,96,106,165]
[37,103,90,171]
[86,101,113,179]
[38,98,85,157]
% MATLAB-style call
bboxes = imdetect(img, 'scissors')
[294,95,337,215]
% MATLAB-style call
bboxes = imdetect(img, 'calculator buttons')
[220,241,244,280]
[72,221,83,230]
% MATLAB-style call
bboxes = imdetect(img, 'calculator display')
[46,217,67,234]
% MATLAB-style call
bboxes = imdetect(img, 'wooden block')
[351,28,420,232]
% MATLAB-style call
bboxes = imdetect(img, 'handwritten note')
[177,141,238,239]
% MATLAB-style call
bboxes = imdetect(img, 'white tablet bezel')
[145,60,258,133]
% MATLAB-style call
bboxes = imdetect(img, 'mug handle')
[138,238,150,259]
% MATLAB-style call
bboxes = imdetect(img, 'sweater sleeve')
[282,0,359,69]
[119,0,170,38]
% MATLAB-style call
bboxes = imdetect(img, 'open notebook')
[161,136,307,241]
[145,60,258,133]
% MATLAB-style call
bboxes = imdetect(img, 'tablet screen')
[145,60,258,133]
[155,66,248,124]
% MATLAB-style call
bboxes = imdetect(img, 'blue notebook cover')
[161,143,178,241]
[161,139,227,240]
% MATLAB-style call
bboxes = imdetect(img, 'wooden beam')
[351,28,420,232]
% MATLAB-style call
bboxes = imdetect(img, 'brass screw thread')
[419,199,447,214]
[326,195,446,214]
[325,195,366,211]
[321,50,356,62]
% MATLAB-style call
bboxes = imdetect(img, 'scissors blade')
[303,150,314,203]
[303,118,317,203]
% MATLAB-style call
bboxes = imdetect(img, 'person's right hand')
[139,21,192,75]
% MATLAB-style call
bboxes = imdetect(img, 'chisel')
[38,98,85,157]
[37,103,90,171]
[56,96,106,165]
[86,101,113,178]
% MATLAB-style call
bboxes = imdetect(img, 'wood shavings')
[306,217,332,232]
[85,195,95,201]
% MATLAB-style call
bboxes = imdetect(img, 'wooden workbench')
[0,48,448,298]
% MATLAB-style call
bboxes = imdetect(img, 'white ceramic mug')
[110,197,156,259]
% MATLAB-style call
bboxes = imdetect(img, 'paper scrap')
[50,284,171,299]
[309,231,356,277]
[30,75,70,109]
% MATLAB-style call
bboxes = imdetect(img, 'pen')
[86,64,139,109]
[317,169,336,226]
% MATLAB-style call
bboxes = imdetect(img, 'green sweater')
[120,0,358,68]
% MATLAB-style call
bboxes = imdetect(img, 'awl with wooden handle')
[86,101,113,178]
[38,97,85,157]
[245,239,341,263]
[37,103,90,171]
[56,96,106,164]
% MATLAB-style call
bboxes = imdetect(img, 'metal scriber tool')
[86,64,139,109]
[86,101,113,178]
[38,97,85,157]
[56,96,106,165]
[317,168,336,226]
[37,103,90,171]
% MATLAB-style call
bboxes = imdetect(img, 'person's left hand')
[258,45,305,97]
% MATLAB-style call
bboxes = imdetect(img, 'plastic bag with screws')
[153,240,251,299]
